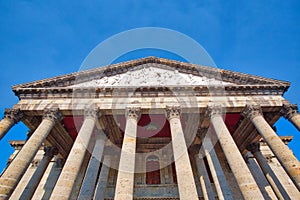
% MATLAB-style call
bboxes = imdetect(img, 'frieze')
[13,84,288,100]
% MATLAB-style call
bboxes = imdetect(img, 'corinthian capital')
[165,105,181,120]
[43,108,62,122]
[3,108,23,123]
[205,104,223,118]
[280,104,298,120]
[242,104,262,119]
[125,107,141,120]
[84,105,100,119]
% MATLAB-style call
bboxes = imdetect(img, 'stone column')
[194,154,214,200]
[208,105,264,199]
[94,155,111,200]
[243,104,300,190]
[202,136,233,200]
[281,104,300,131]
[20,147,58,200]
[165,106,199,200]
[49,107,100,200]
[163,154,170,184]
[77,130,106,200]
[0,108,61,200]
[0,108,23,140]
[114,107,140,200]
[247,143,290,200]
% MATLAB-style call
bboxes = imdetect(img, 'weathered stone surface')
[209,106,264,199]
[247,143,288,200]
[259,142,300,199]
[1,57,299,200]
[94,155,111,200]
[281,103,300,131]
[114,107,140,200]
[243,104,300,191]
[0,108,23,140]
[0,108,60,199]
[194,154,215,200]
[202,137,233,200]
[49,107,99,200]
[77,131,106,200]
[166,106,199,200]
[20,147,58,200]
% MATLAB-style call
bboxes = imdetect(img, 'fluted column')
[0,108,61,200]
[94,155,111,200]
[0,108,23,140]
[114,107,140,200]
[243,104,300,190]
[165,106,199,200]
[202,136,233,200]
[208,105,264,199]
[77,130,106,200]
[20,147,58,200]
[281,104,300,131]
[50,107,100,200]
[247,143,290,200]
[194,154,214,200]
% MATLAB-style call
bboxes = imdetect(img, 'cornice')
[13,84,288,100]
[14,85,285,99]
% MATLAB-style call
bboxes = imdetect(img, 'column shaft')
[163,154,170,184]
[248,145,290,200]
[203,137,233,200]
[210,112,264,199]
[50,108,99,200]
[19,147,58,200]
[0,108,23,141]
[250,113,300,190]
[289,114,300,131]
[166,106,199,200]
[94,155,111,200]
[194,155,215,200]
[0,119,14,141]
[114,107,140,200]
[77,132,105,200]
[0,109,59,200]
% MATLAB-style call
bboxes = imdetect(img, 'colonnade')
[0,103,299,200]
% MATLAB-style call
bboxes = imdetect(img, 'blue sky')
[0,1,299,172]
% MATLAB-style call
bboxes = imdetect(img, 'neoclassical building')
[0,57,299,200]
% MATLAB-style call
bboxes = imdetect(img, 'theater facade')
[0,57,299,200]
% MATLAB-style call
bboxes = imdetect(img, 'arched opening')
[146,155,161,184]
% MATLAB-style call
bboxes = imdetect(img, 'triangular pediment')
[12,57,290,97]
[70,64,233,88]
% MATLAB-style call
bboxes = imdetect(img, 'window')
[146,155,161,184]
